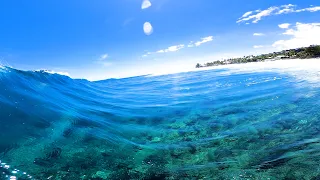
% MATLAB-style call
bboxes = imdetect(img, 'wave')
[34,69,71,77]
[0,63,320,179]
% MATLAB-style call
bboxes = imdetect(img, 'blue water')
[0,66,320,179]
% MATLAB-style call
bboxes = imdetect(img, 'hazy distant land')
[196,45,320,68]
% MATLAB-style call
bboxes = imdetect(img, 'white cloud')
[194,36,213,46]
[253,45,264,49]
[142,52,152,57]
[187,41,194,47]
[141,0,152,9]
[98,62,112,67]
[237,6,278,24]
[157,44,185,53]
[142,52,156,58]
[142,36,213,57]
[143,22,153,35]
[296,6,320,12]
[275,4,296,15]
[282,29,295,35]
[272,22,320,50]
[237,4,320,24]
[241,11,253,18]
[97,54,112,66]
[253,33,265,36]
[100,54,108,60]
[308,6,320,12]
[278,23,291,29]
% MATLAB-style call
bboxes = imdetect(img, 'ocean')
[0,59,320,179]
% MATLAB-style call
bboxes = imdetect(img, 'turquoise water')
[0,66,320,179]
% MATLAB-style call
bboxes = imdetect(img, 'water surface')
[0,64,320,179]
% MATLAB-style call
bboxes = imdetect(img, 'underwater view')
[1,60,320,179]
[1,0,320,179]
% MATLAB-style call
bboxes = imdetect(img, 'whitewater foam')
[35,69,70,77]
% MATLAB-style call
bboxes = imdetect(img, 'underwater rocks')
[33,157,52,167]
[5,96,320,179]
[33,147,62,167]
[47,148,62,159]
[257,157,290,170]
[208,122,224,131]
[62,127,73,138]
[91,170,111,179]
[151,137,161,143]
[207,148,233,162]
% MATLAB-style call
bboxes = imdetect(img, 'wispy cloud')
[237,4,320,24]
[141,52,153,58]
[278,23,291,29]
[142,36,213,57]
[186,36,214,48]
[253,45,264,49]
[272,22,320,50]
[295,6,320,12]
[141,0,152,9]
[122,17,134,27]
[98,62,112,67]
[275,4,296,15]
[157,44,185,53]
[193,36,213,46]
[100,54,108,60]
[237,6,278,24]
[253,33,265,36]
[187,41,194,47]
[241,11,253,18]
[97,54,112,67]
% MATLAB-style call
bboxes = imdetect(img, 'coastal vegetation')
[196,45,320,68]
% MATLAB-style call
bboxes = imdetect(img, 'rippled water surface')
[1,64,320,179]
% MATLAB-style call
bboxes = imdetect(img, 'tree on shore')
[196,45,320,68]
[306,45,320,57]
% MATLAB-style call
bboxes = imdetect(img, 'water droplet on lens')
[143,22,153,35]
[141,0,152,9]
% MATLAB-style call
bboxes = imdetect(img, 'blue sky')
[0,0,319,80]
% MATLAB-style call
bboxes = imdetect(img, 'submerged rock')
[214,148,233,160]
[46,147,62,159]
[151,137,161,143]
[92,170,110,179]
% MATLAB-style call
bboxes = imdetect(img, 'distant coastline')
[195,45,320,68]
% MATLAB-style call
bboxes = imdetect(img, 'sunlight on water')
[0,60,320,179]
[0,160,33,180]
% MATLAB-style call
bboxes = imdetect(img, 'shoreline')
[198,58,320,71]
[196,45,320,69]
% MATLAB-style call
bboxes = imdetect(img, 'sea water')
[0,60,320,179]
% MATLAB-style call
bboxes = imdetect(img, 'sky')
[0,0,319,80]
